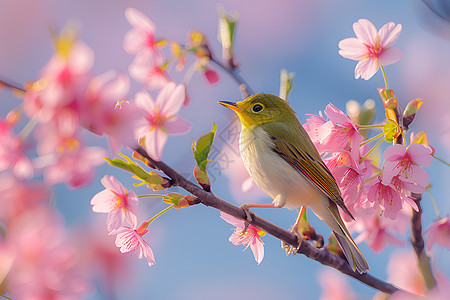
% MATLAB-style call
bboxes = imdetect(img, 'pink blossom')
[220,212,265,264]
[91,175,139,231]
[367,176,403,219]
[41,145,106,188]
[387,250,426,296]
[351,208,409,252]
[128,54,171,90]
[0,121,33,179]
[134,83,191,161]
[387,249,449,299]
[425,215,450,251]
[304,104,363,154]
[383,143,433,192]
[339,19,403,80]
[203,68,220,84]
[0,174,49,225]
[83,72,140,152]
[109,223,155,266]
[6,207,90,299]
[124,8,163,63]
[23,41,93,125]
[318,269,356,300]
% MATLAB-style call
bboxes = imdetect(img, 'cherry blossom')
[351,208,409,252]
[40,145,106,188]
[109,223,155,266]
[220,212,265,264]
[425,215,450,251]
[339,19,403,80]
[0,174,50,225]
[124,7,163,63]
[128,53,171,90]
[383,143,433,192]
[91,175,139,231]
[83,72,140,152]
[318,269,356,300]
[366,176,403,219]
[134,83,191,161]
[23,41,94,126]
[304,104,363,154]
[0,120,33,179]
[6,207,90,299]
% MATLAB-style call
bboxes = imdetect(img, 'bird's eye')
[252,104,264,113]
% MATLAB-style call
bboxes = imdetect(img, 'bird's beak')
[218,101,243,113]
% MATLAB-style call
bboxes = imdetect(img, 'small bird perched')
[219,93,369,274]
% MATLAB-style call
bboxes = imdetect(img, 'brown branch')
[134,146,403,295]
[410,194,437,290]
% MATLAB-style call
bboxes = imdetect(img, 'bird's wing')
[264,122,354,219]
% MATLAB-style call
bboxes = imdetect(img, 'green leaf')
[192,123,217,171]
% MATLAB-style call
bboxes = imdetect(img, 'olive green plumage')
[219,93,369,273]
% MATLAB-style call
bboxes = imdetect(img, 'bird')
[219,93,369,274]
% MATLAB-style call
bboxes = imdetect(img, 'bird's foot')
[281,224,302,256]
[240,204,254,224]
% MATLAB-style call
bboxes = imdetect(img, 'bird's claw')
[240,204,253,223]
[281,224,302,256]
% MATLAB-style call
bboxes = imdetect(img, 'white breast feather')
[239,125,324,208]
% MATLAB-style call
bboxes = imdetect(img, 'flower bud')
[403,98,423,117]
[378,88,394,102]
[383,97,398,110]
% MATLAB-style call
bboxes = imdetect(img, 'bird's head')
[219,93,297,128]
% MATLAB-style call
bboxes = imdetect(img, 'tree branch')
[134,146,403,295]
[410,194,437,290]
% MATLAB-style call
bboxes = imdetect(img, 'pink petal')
[250,237,264,264]
[382,161,401,183]
[124,30,146,54]
[91,190,117,212]
[102,73,130,101]
[144,127,167,161]
[157,83,185,117]
[107,210,122,231]
[69,42,95,74]
[164,117,191,135]
[379,47,403,66]
[354,58,378,80]
[353,19,378,46]
[13,157,33,179]
[125,8,155,32]
[141,242,156,266]
[134,118,153,140]
[338,38,368,60]
[383,144,406,161]
[135,90,156,117]
[124,211,138,228]
[403,196,419,212]
[378,23,402,49]
[101,175,127,195]
[407,143,433,167]
[145,68,171,90]
[324,103,351,125]
[204,69,220,84]
[220,212,245,228]
[126,191,139,214]
[129,63,148,83]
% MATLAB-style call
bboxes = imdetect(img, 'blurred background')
[1,0,449,299]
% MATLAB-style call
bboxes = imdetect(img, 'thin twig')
[134,146,403,295]
[410,194,437,290]
[210,56,254,98]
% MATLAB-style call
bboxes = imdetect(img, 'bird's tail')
[329,204,369,274]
